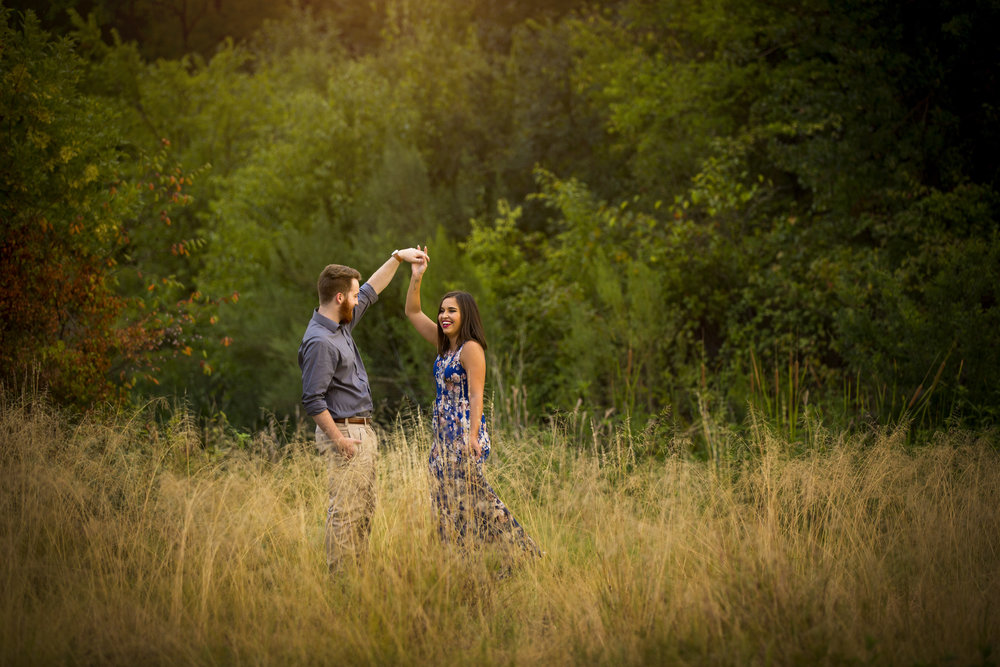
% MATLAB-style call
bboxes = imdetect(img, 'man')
[298,247,428,572]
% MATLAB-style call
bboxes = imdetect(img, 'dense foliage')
[2,0,997,435]
[0,9,228,406]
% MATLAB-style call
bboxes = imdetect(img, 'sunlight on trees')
[2,0,998,432]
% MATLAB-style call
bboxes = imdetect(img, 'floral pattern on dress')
[428,345,540,557]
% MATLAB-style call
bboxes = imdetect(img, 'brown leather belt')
[335,416,371,425]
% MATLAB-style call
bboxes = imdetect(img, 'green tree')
[0,8,218,408]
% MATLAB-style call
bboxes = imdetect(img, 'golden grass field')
[2,392,998,665]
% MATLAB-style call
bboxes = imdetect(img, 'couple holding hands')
[298,246,540,573]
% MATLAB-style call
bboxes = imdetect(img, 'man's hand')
[312,411,362,459]
[336,435,363,459]
[396,247,429,265]
[370,247,429,294]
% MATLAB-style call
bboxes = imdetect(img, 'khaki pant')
[316,423,378,572]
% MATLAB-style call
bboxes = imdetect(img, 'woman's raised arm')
[405,247,437,345]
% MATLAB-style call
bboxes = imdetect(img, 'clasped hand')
[397,246,429,266]
[410,245,429,277]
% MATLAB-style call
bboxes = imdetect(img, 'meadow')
[2,391,998,666]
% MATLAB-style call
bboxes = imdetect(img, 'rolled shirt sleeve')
[299,337,338,417]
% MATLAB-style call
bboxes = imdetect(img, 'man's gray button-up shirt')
[298,282,377,419]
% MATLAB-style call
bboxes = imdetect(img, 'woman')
[405,248,540,557]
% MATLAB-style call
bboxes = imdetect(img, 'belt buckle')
[339,415,369,425]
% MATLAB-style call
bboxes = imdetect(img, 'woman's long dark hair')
[437,291,488,357]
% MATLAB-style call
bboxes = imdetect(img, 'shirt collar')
[312,308,342,334]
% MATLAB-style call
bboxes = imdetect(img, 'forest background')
[3,0,999,445]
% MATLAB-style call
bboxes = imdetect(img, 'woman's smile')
[438,297,461,336]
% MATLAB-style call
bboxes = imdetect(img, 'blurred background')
[2,0,998,440]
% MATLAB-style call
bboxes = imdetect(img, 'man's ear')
[334,292,345,305]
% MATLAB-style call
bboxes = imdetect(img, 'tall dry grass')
[2,391,998,665]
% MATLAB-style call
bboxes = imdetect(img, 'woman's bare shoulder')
[461,339,484,353]
[460,340,486,364]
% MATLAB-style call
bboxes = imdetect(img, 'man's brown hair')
[317,264,361,305]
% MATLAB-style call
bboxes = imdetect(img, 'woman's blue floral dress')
[428,344,540,556]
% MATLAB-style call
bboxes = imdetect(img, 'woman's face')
[438,297,461,338]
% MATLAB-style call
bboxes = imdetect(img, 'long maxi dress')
[427,343,541,556]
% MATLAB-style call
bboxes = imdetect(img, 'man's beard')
[339,300,354,324]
